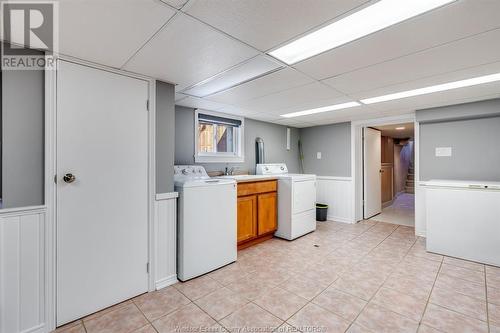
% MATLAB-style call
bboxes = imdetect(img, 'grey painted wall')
[419,116,500,181]
[418,99,500,181]
[155,81,176,193]
[175,106,301,174]
[299,122,351,177]
[417,98,500,123]
[1,68,45,208]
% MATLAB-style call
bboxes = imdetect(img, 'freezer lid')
[424,179,500,189]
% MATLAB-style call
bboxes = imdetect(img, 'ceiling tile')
[184,0,370,51]
[323,28,500,95]
[414,92,500,112]
[269,96,355,117]
[123,14,258,89]
[175,96,229,111]
[160,0,189,9]
[175,93,188,102]
[237,82,345,113]
[215,105,261,117]
[181,55,283,97]
[304,107,415,126]
[205,68,314,104]
[245,113,282,123]
[352,60,500,101]
[355,82,500,115]
[294,0,500,80]
[272,118,313,128]
[59,0,175,68]
[291,104,368,122]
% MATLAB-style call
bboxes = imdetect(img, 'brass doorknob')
[63,173,76,183]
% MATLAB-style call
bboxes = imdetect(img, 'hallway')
[371,193,415,226]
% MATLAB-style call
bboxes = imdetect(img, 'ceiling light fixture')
[280,101,361,118]
[181,55,283,97]
[395,127,406,130]
[269,0,456,65]
[360,72,500,104]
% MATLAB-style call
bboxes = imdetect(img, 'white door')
[363,127,382,219]
[56,61,149,325]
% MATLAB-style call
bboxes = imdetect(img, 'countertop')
[214,175,278,183]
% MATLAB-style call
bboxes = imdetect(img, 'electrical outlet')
[317,152,322,159]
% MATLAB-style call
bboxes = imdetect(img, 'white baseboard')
[327,215,355,224]
[155,275,178,290]
[21,323,45,333]
[415,229,426,238]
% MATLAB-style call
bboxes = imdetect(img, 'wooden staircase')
[405,163,415,194]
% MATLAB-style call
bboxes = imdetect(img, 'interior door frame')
[44,55,157,331]
[351,114,419,227]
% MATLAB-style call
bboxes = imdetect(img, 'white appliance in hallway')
[256,163,316,240]
[363,127,382,218]
[57,61,149,325]
[426,179,500,266]
[175,165,237,281]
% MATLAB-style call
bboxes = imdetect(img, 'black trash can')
[316,204,328,221]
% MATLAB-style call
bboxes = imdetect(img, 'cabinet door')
[257,192,277,235]
[237,195,257,243]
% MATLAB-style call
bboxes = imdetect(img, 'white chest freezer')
[424,179,500,266]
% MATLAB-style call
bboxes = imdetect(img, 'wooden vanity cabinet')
[257,192,277,235]
[237,180,277,249]
[236,195,257,243]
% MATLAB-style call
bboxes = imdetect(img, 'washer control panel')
[256,163,288,175]
[174,165,209,180]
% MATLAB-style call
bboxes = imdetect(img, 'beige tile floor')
[370,193,415,227]
[54,220,500,333]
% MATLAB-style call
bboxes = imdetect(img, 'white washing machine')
[174,165,237,281]
[256,163,317,240]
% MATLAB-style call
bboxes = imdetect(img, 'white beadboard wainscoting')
[0,207,46,333]
[316,177,354,224]
[415,182,427,237]
[154,192,178,290]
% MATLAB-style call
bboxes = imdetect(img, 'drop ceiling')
[55,0,500,127]
[374,123,415,139]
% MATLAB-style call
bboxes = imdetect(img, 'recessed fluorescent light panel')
[269,0,456,64]
[395,127,406,130]
[181,55,283,97]
[361,72,500,104]
[281,101,360,118]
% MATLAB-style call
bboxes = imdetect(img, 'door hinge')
[146,262,150,273]
[54,175,57,184]
[146,100,150,111]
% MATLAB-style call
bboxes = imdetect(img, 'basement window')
[195,110,244,163]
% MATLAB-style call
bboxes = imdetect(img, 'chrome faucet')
[224,166,236,175]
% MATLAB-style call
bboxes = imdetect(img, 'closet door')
[56,61,149,325]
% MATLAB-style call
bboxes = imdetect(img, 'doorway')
[363,123,415,226]
[56,60,150,325]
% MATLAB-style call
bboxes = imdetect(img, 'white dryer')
[256,164,317,240]
[174,165,237,281]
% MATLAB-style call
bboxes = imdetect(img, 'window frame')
[194,109,245,163]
